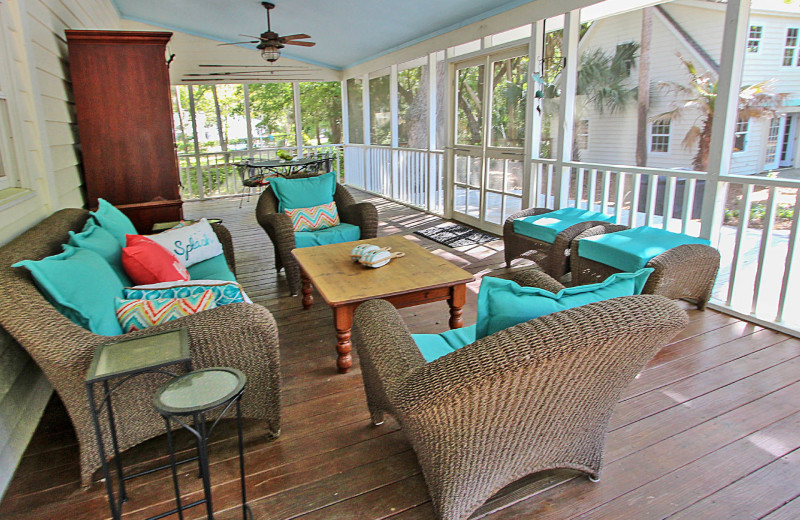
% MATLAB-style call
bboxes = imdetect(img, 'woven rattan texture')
[255,175,378,295]
[0,209,280,487]
[352,269,688,520]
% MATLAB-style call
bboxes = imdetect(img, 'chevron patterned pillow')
[115,290,217,333]
[285,201,341,232]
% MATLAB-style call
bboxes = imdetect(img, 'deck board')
[2,189,799,519]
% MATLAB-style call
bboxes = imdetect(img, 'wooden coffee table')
[292,235,474,373]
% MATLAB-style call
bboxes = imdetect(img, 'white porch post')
[243,84,253,155]
[362,73,371,190]
[427,52,438,212]
[554,9,580,209]
[700,0,751,240]
[293,81,303,155]
[341,80,350,183]
[390,64,400,199]
[524,20,544,208]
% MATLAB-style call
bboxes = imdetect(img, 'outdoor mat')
[414,222,498,248]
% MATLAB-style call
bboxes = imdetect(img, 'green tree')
[299,82,342,145]
[656,56,781,171]
[246,82,295,146]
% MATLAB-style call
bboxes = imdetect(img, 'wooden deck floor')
[3,189,800,520]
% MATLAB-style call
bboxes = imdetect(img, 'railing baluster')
[615,171,626,224]
[777,189,800,323]
[601,170,610,215]
[663,176,677,231]
[751,187,778,315]
[681,178,696,234]
[726,183,753,307]
[630,173,642,228]
[645,174,658,227]
[546,165,553,208]
[576,168,585,210]
[588,169,597,213]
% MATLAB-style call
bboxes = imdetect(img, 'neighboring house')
[576,0,800,174]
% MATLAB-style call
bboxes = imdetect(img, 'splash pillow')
[122,234,190,285]
[115,290,217,333]
[285,201,341,232]
[68,224,132,286]
[90,198,138,247]
[12,246,125,336]
[269,171,337,212]
[146,218,223,268]
[124,280,247,306]
[475,268,654,339]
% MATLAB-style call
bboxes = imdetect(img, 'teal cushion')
[578,227,711,272]
[186,254,236,282]
[13,246,125,336]
[69,224,132,286]
[412,324,477,363]
[475,269,654,339]
[90,198,137,247]
[270,171,337,212]
[513,208,615,244]
[294,223,361,248]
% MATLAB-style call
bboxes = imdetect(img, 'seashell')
[359,250,405,268]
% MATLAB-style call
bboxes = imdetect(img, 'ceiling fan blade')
[217,41,260,46]
[284,40,316,47]
[240,34,268,40]
[281,34,311,41]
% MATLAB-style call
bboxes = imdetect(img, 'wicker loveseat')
[352,269,688,520]
[0,209,281,488]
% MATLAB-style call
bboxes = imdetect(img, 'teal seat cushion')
[513,208,615,244]
[69,224,132,286]
[13,246,125,336]
[269,171,337,212]
[475,269,653,339]
[90,198,138,247]
[186,254,237,282]
[578,226,711,272]
[294,223,361,248]
[412,324,477,362]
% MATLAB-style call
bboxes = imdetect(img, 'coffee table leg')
[301,269,313,310]
[333,306,354,373]
[448,284,467,329]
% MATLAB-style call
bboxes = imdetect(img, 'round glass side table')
[153,367,251,520]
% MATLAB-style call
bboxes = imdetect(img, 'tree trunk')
[635,7,653,167]
[694,118,713,171]
[212,85,227,153]
[173,86,190,153]
[406,65,429,149]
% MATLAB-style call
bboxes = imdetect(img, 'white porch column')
[524,20,544,208]
[390,64,400,199]
[554,9,580,209]
[243,84,253,155]
[362,73,371,190]
[341,80,350,183]
[293,81,303,155]
[700,0,751,240]
[427,52,438,212]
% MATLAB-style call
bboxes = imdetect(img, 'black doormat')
[414,223,499,248]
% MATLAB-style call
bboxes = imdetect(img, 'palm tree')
[656,56,782,171]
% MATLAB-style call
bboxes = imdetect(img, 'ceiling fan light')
[261,47,281,62]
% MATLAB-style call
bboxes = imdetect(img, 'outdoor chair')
[503,207,617,280]
[256,172,378,295]
[570,225,720,310]
[352,269,688,520]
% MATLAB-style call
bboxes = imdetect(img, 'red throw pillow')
[122,234,190,285]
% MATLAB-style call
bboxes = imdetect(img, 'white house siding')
[0,0,120,500]
[577,1,800,175]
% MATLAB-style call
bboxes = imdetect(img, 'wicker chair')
[503,207,618,279]
[352,270,688,520]
[255,174,378,295]
[0,209,281,488]
[570,225,720,310]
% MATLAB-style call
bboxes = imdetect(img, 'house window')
[576,119,589,150]
[784,28,799,66]
[747,26,763,53]
[0,70,16,191]
[765,118,780,165]
[734,118,749,152]
[650,120,670,153]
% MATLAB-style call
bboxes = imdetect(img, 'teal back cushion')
[475,268,654,339]
[513,208,615,244]
[269,171,337,212]
[578,226,711,272]
[90,198,138,247]
[186,254,237,282]
[13,246,125,336]
[294,223,361,248]
[412,324,477,363]
[69,224,132,286]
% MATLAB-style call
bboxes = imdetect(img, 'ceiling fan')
[219,2,315,63]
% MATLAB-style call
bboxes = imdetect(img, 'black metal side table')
[85,328,192,520]
[153,367,251,520]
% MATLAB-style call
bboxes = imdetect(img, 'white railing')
[177,144,344,200]
[343,144,445,215]
[532,159,800,336]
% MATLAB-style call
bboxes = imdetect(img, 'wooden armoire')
[65,30,182,232]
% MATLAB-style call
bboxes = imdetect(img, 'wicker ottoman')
[571,226,720,310]
[503,207,617,279]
